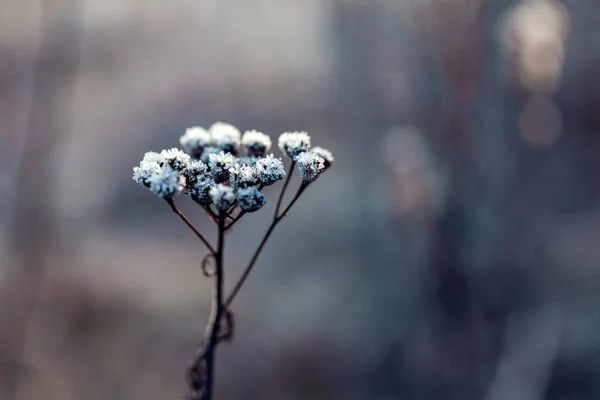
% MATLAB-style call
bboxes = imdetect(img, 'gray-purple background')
[2,1,600,399]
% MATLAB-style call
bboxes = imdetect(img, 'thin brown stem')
[202,205,215,221]
[224,210,246,231]
[274,160,295,218]
[277,182,308,219]
[165,198,215,255]
[224,219,277,308]
[187,212,226,400]
[205,212,225,399]
[226,200,239,214]
[224,182,309,308]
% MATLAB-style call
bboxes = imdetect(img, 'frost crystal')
[296,151,325,182]
[147,166,186,197]
[160,148,190,171]
[142,151,165,165]
[133,160,162,187]
[209,184,236,210]
[237,187,265,212]
[255,154,286,185]
[278,131,311,159]
[229,164,259,188]
[310,147,334,169]
[242,130,272,157]
[210,122,241,155]
[200,146,222,163]
[180,126,212,157]
[208,151,236,183]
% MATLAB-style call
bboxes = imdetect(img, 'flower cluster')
[133,123,333,211]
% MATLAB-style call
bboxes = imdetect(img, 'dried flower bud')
[210,122,241,155]
[278,131,311,159]
[209,184,236,210]
[160,148,190,171]
[180,126,212,157]
[255,154,286,185]
[310,147,334,169]
[237,187,265,212]
[208,151,236,183]
[182,160,214,204]
[147,166,186,197]
[296,151,325,182]
[229,164,259,188]
[242,130,272,157]
[133,159,162,187]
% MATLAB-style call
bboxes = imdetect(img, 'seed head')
[209,184,236,210]
[147,166,186,197]
[255,154,286,186]
[242,130,272,157]
[229,164,259,188]
[237,187,266,212]
[296,151,325,182]
[160,148,190,171]
[182,160,214,204]
[278,131,311,159]
[208,151,236,183]
[180,126,212,157]
[310,147,334,169]
[133,159,162,187]
[210,122,241,155]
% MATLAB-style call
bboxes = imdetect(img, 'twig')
[274,161,295,218]
[202,205,218,222]
[224,182,309,308]
[187,212,226,400]
[165,198,216,255]
[224,210,246,231]
[277,182,308,219]
[224,220,277,308]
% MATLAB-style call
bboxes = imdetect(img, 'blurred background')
[2,0,600,399]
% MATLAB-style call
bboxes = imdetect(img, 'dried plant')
[133,122,333,399]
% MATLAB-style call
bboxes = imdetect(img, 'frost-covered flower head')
[237,187,265,212]
[133,151,184,194]
[133,159,162,187]
[208,151,236,183]
[180,126,212,157]
[209,184,236,210]
[160,148,190,171]
[182,160,214,204]
[147,166,186,197]
[229,164,259,188]
[255,154,286,186]
[242,130,272,157]
[210,122,241,155]
[296,151,325,182]
[310,147,334,169]
[278,131,311,159]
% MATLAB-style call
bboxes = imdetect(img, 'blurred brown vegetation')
[2,0,600,399]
